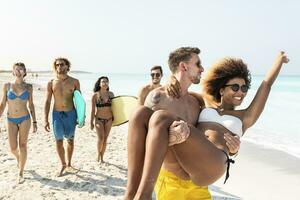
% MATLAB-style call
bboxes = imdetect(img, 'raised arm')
[243,51,289,131]
[28,84,37,133]
[0,83,8,117]
[44,81,53,132]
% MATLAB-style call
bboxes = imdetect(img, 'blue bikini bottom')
[7,114,31,125]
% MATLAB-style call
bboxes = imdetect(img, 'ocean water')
[30,73,300,159]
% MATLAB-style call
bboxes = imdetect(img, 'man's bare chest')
[163,98,200,125]
[52,82,74,96]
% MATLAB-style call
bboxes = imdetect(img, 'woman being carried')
[134,51,289,199]
[0,62,37,183]
[90,76,114,163]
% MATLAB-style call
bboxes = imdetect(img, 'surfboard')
[111,95,138,126]
[73,90,86,128]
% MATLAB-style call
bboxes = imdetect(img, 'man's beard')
[190,76,200,84]
[57,70,68,75]
[152,79,160,85]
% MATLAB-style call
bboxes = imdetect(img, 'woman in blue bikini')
[0,62,37,183]
[90,76,114,163]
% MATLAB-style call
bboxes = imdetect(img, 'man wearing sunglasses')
[44,58,81,177]
[137,66,163,105]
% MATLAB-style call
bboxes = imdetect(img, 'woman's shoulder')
[25,83,33,88]
[109,91,114,97]
[3,82,11,90]
[4,82,10,87]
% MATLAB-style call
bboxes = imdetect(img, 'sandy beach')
[1,75,300,200]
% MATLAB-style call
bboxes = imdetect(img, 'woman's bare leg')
[172,124,227,186]
[135,110,227,199]
[102,119,113,163]
[124,106,154,200]
[134,110,177,199]
[95,121,105,163]
[18,119,31,182]
[7,121,20,166]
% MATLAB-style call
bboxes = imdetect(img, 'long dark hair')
[93,76,109,92]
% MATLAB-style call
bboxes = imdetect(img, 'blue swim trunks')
[52,109,77,140]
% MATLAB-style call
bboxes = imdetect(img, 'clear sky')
[0,0,299,75]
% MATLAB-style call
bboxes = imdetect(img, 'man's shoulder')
[68,76,79,82]
[149,86,166,96]
[140,84,152,92]
[144,87,167,109]
[188,92,205,107]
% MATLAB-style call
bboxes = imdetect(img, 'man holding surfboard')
[137,66,163,105]
[44,58,81,177]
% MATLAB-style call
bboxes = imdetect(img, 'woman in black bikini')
[90,76,114,163]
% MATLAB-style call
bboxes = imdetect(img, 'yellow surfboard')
[111,95,138,126]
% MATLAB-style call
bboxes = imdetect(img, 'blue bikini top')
[7,84,29,100]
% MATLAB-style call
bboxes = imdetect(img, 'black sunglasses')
[151,73,161,78]
[224,84,249,93]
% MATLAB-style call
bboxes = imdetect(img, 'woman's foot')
[18,172,25,184]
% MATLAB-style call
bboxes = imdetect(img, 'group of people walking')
[0,58,114,183]
[0,46,289,200]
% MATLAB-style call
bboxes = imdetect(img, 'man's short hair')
[53,58,71,72]
[168,47,201,73]
[150,65,163,75]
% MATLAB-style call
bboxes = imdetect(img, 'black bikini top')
[96,94,112,108]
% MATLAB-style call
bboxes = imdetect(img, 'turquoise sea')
[30,73,300,159]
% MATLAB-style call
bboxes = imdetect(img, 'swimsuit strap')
[221,150,235,184]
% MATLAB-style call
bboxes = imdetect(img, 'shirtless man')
[125,47,240,199]
[137,66,163,105]
[44,58,80,177]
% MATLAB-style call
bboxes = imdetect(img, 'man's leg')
[66,139,74,167]
[56,140,66,176]
[124,106,154,200]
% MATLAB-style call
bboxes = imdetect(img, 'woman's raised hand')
[166,75,181,98]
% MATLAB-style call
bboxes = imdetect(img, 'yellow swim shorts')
[155,169,212,200]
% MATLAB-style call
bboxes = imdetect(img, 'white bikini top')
[198,107,243,137]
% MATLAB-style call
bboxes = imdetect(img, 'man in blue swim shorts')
[44,58,81,176]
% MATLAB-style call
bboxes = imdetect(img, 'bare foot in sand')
[18,173,25,184]
[65,166,79,174]
[57,165,67,177]
[100,158,105,164]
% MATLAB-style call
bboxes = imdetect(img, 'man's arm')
[44,81,53,132]
[74,78,81,92]
[137,86,148,105]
